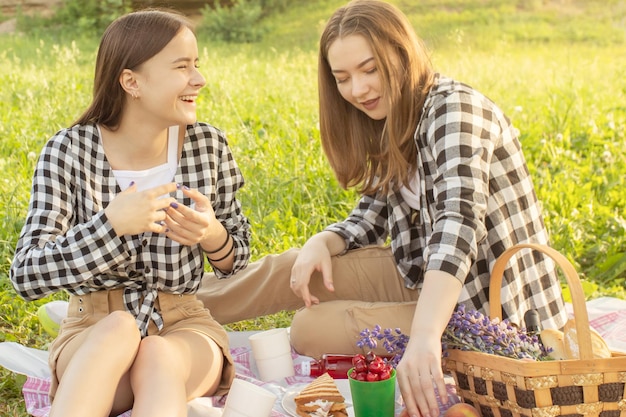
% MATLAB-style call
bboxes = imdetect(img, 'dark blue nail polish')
[170,202,179,209]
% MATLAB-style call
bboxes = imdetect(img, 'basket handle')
[488,243,593,360]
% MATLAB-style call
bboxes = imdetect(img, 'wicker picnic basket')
[444,243,626,417]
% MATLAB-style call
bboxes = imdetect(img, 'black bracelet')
[208,240,235,263]
[204,233,230,254]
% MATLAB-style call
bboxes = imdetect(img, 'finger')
[433,371,448,406]
[319,259,335,292]
[413,384,432,417]
[148,220,168,234]
[291,277,314,307]
[121,182,138,193]
[167,201,198,227]
[168,200,210,228]
[163,214,197,244]
[417,373,438,417]
[179,184,211,211]
[397,371,420,417]
[146,182,178,198]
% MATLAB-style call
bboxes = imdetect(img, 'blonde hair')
[318,0,434,194]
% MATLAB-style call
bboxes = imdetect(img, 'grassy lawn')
[1,0,625,414]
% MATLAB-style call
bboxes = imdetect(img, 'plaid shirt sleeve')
[10,130,132,300]
[193,124,251,276]
[419,87,498,282]
[325,193,390,252]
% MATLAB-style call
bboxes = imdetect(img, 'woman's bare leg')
[50,311,140,417]
[130,330,224,417]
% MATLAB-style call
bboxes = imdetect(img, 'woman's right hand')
[105,182,178,236]
[289,231,343,306]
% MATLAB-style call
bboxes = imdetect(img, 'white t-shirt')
[109,126,179,192]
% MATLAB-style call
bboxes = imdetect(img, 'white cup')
[248,328,295,381]
[221,378,276,417]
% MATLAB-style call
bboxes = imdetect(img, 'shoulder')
[41,123,99,157]
[427,75,503,115]
[185,122,228,144]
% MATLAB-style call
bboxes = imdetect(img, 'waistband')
[68,289,197,317]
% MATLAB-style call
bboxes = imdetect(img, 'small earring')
[131,92,138,100]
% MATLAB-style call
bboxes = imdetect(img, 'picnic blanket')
[1,327,461,417]
[3,296,626,416]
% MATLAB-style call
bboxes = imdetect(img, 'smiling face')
[130,27,206,127]
[326,34,388,120]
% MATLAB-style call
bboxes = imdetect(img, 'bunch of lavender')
[357,305,552,365]
[442,304,552,360]
[357,324,409,368]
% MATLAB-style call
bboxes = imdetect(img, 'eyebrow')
[172,57,199,64]
[331,57,375,74]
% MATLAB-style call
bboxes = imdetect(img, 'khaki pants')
[198,246,419,358]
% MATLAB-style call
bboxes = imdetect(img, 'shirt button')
[144,266,151,274]
[142,240,147,247]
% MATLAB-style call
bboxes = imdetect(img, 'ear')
[119,69,140,99]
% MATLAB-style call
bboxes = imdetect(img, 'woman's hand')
[396,332,448,417]
[105,182,178,236]
[163,185,223,247]
[289,231,344,306]
[398,271,462,417]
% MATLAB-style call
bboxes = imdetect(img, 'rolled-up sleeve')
[325,193,389,253]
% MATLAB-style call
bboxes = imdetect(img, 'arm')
[399,88,501,417]
[192,124,250,276]
[10,131,133,300]
[397,271,462,417]
[290,192,390,305]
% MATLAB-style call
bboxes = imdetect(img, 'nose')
[351,74,369,98]
[192,67,206,88]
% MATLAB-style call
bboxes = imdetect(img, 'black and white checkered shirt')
[326,75,567,330]
[11,122,251,335]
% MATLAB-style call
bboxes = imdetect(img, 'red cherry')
[366,372,380,382]
[365,351,377,363]
[352,354,366,366]
[356,372,367,381]
[379,368,391,380]
[368,359,385,373]
[355,359,368,373]
[349,369,358,379]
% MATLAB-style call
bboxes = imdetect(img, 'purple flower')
[357,305,553,366]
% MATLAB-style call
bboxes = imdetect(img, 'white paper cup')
[248,328,295,381]
[221,378,276,417]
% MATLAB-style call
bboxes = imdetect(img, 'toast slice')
[294,373,348,417]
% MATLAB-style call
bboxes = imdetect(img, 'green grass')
[1,0,625,414]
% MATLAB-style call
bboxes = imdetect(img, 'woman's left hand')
[164,185,221,246]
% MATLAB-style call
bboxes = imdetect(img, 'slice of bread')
[294,373,348,417]
[563,319,612,359]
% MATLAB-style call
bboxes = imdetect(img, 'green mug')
[348,368,397,417]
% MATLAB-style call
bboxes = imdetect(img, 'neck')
[100,124,172,171]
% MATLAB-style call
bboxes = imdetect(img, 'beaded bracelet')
[208,238,235,263]
[204,233,230,254]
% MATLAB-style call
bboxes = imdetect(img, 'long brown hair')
[318,0,434,194]
[74,9,195,130]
